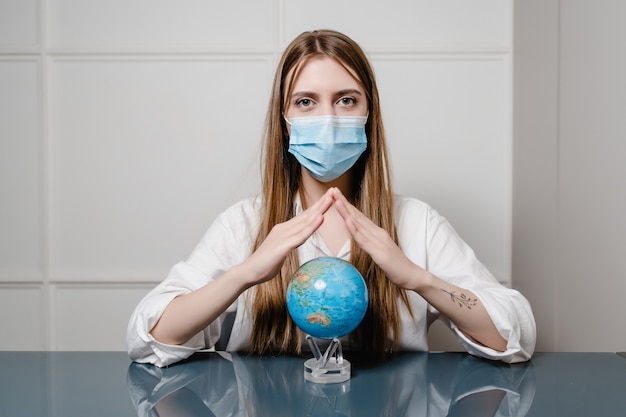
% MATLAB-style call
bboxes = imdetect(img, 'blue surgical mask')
[286,115,368,182]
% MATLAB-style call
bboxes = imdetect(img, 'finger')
[305,191,334,217]
[287,193,335,241]
[333,198,358,235]
[292,212,325,240]
[328,188,351,215]
[332,193,387,250]
[332,191,370,235]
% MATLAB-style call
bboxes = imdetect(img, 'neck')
[300,168,352,208]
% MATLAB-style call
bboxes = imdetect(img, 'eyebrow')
[291,91,319,99]
[290,89,364,99]
[335,89,363,97]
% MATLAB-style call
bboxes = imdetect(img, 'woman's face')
[284,55,368,120]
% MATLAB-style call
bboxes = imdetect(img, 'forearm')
[150,192,335,346]
[150,264,253,345]
[412,268,508,352]
[331,189,509,352]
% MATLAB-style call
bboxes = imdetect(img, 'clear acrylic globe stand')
[304,335,351,383]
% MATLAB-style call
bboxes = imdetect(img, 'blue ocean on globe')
[286,257,368,339]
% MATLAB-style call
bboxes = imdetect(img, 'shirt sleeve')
[126,198,258,367]
[422,203,537,363]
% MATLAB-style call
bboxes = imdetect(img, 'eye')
[338,96,356,106]
[296,98,314,108]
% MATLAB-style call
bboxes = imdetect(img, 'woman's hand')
[331,188,508,351]
[151,188,335,346]
[330,188,426,290]
[242,188,335,285]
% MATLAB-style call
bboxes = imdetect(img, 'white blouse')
[127,195,536,367]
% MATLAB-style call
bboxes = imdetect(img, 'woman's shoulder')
[210,195,263,234]
[394,194,435,216]
[393,194,448,233]
[222,194,262,211]
[217,195,262,218]
[192,195,262,256]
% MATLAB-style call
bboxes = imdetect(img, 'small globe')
[286,257,368,339]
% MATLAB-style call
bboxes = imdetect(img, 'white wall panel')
[0,286,45,349]
[375,56,511,283]
[283,0,511,49]
[48,57,270,280]
[556,0,626,351]
[0,59,43,280]
[48,0,275,50]
[512,0,560,352]
[0,0,39,47]
[514,0,626,353]
[51,284,155,350]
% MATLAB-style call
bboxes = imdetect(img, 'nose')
[318,102,335,116]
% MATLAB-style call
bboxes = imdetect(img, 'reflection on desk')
[126,352,535,417]
[1,352,624,416]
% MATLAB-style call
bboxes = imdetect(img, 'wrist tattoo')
[442,289,477,309]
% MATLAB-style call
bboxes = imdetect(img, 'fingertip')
[333,197,346,213]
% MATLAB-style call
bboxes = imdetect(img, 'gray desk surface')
[1,351,625,416]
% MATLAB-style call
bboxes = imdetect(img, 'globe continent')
[286,257,368,339]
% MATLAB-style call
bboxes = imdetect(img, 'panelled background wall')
[1,0,512,351]
[3,1,624,355]
[514,0,626,353]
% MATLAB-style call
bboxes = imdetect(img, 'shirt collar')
[294,192,304,216]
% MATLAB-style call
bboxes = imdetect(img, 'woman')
[127,29,536,367]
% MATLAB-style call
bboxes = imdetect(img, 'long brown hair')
[249,29,411,355]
